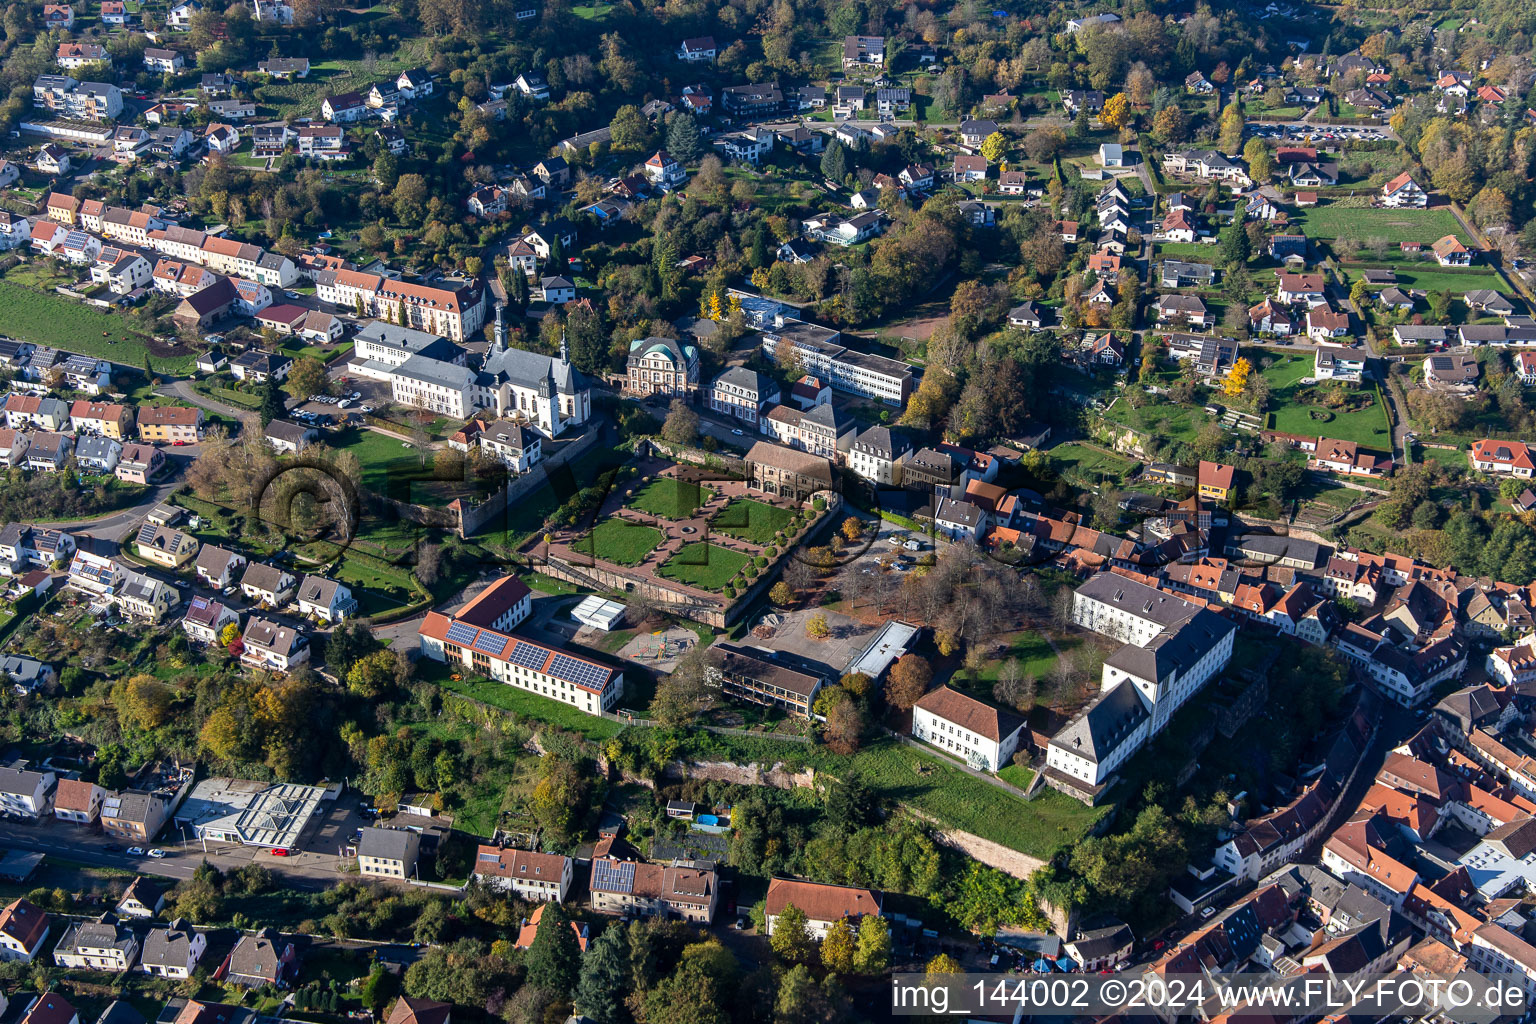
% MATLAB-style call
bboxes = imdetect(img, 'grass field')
[327,427,422,493]
[1295,478,1362,509]
[998,764,1035,789]
[976,631,1069,683]
[628,477,714,519]
[1343,266,1512,300]
[711,498,793,545]
[1291,205,1469,245]
[657,542,749,591]
[1155,242,1220,260]
[1415,445,1466,470]
[438,673,625,742]
[0,281,195,373]
[1102,396,1206,445]
[577,518,664,566]
[1050,442,1137,481]
[1269,384,1391,448]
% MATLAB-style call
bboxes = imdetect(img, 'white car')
[127,847,145,856]
[147,848,166,858]
[338,399,351,408]
[731,428,744,436]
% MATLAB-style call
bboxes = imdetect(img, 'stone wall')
[453,425,602,537]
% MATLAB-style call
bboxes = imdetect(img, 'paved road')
[161,380,253,425]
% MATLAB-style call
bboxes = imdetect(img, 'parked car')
[127,847,145,856]
[147,849,166,858]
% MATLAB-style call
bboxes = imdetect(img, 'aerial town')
[0,0,1531,1019]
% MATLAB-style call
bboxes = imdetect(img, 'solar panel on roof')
[549,653,607,690]
[591,859,635,893]
[473,631,508,656]
[506,641,549,671]
[136,522,156,545]
[445,621,479,646]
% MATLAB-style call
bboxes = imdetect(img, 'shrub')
[812,497,826,511]
[723,585,737,598]
[754,555,769,568]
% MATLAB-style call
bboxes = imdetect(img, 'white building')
[472,845,573,902]
[418,576,623,715]
[910,686,1025,772]
[0,767,55,819]
[1046,574,1234,798]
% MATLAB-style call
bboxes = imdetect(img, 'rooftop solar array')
[591,859,636,893]
[473,631,508,656]
[445,621,479,646]
[549,653,610,691]
[506,640,549,671]
[135,522,158,545]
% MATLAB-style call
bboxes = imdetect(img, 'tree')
[1151,104,1188,144]
[1218,220,1251,269]
[805,611,831,640]
[820,141,847,182]
[854,916,891,974]
[769,903,815,963]
[770,581,795,606]
[258,374,285,427]
[661,400,699,445]
[1243,137,1273,182]
[1023,126,1067,162]
[1100,92,1132,129]
[524,898,582,993]
[1218,101,1245,154]
[666,113,702,164]
[571,924,627,1023]
[287,357,327,400]
[820,922,856,974]
[1222,357,1252,398]
[608,104,649,151]
[885,654,932,710]
[980,131,1008,165]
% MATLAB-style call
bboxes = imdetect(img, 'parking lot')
[1245,122,1390,143]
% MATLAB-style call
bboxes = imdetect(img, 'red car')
[269,848,290,857]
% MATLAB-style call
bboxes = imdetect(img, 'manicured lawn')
[1415,445,1466,470]
[0,281,195,373]
[1290,205,1468,245]
[326,426,421,493]
[977,631,1069,682]
[998,764,1035,789]
[711,498,793,545]
[1102,396,1205,445]
[1049,442,1136,481]
[627,477,714,519]
[657,542,749,591]
[1156,242,1220,260]
[577,518,664,566]
[1344,266,1512,299]
[1253,351,1314,390]
[1262,354,1391,449]
[1269,390,1391,448]
[1295,479,1362,509]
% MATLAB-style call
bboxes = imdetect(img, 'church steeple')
[492,302,505,354]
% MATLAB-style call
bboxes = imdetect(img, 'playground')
[615,625,700,673]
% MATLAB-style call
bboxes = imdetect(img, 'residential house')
[53,917,139,972]
[52,780,103,824]
[221,932,295,988]
[239,618,309,674]
[472,846,573,902]
[140,920,205,978]
[294,575,357,622]
[181,596,239,645]
[764,878,880,939]
[357,827,420,879]
[0,899,50,962]
[708,367,779,427]
[1381,172,1428,208]
[240,563,296,607]
[134,524,198,569]
[1433,235,1473,267]
[626,336,699,399]
[1470,439,1536,477]
[137,405,203,444]
[588,858,719,923]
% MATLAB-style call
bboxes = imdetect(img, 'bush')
[723,585,737,598]
[812,497,826,511]
[744,564,758,578]
[764,545,777,557]
[754,555,769,568]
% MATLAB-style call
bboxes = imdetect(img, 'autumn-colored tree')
[1242,137,1272,183]
[980,131,1008,165]
[885,654,932,710]
[840,518,864,542]
[1222,357,1252,398]
[769,581,795,606]
[805,611,831,640]
[1151,105,1188,144]
[218,622,240,647]
[1217,102,1245,155]
[821,922,856,974]
[1100,92,1132,129]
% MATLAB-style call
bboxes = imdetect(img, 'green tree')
[769,903,815,963]
[666,113,702,164]
[1242,136,1272,182]
[820,141,848,181]
[258,374,285,427]
[643,958,728,1024]
[572,924,627,1023]
[287,357,327,400]
[853,915,891,974]
[1218,220,1251,269]
[524,900,582,993]
[609,104,650,151]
